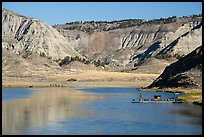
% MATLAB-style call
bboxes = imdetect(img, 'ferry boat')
[132,93,184,103]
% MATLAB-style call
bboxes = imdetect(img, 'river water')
[2,87,202,135]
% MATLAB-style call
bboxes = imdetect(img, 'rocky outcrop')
[2,8,81,60]
[54,25,168,66]
[135,21,202,61]
[54,15,202,66]
[147,45,202,89]
[157,22,202,56]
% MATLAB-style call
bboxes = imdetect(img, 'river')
[2,87,202,135]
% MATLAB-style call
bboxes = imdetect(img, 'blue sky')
[2,2,202,26]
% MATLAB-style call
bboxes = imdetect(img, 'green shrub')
[40,52,46,57]
[59,56,71,66]
[59,56,105,67]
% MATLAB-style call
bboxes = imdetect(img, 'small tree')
[59,56,71,66]
[40,52,46,57]
[93,59,105,67]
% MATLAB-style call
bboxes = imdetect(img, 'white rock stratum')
[2,8,81,60]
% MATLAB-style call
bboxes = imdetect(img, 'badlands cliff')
[2,8,202,92]
[2,8,81,60]
[54,15,202,67]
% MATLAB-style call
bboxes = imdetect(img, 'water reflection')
[169,104,202,125]
[2,88,104,135]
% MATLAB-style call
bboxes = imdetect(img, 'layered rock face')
[137,21,202,60]
[2,7,202,74]
[147,45,202,89]
[2,8,81,60]
[54,16,202,66]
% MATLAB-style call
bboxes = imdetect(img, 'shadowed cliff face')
[147,45,202,89]
[2,88,104,135]
[54,16,202,66]
[2,8,81,60]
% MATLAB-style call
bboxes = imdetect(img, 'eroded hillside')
[2,8,202,90]
[2,8,81,60]
[53,15,202,68]
[147,45,202,89]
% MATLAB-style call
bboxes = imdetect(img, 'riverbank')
[139,87,202,105]
[3,69,201,105]
[2,70,158,88]
[2,81,144,88]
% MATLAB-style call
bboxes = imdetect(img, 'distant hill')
[53,14,202,69]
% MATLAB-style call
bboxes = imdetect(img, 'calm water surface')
[2,87,202,135]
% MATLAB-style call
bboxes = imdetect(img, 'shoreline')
[2,81,143,88]
[3,81,201,105]
[138,87,202,105]
[2,70,158,88]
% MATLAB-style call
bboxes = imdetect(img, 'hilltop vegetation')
[53,14,201,32]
